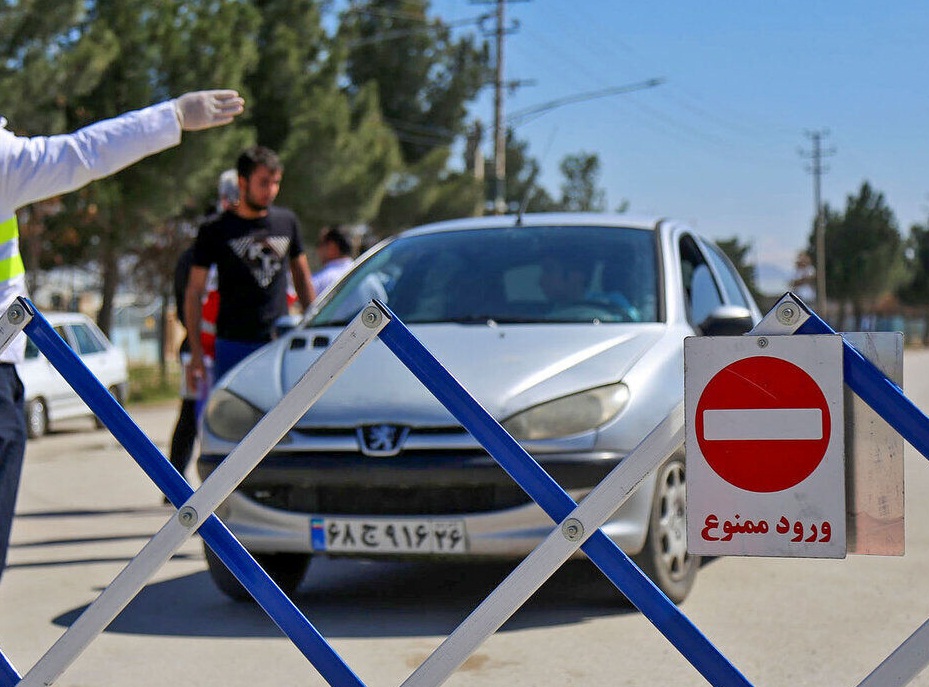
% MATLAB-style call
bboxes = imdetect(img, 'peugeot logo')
[358,425,409,457]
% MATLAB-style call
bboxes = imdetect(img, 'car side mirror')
[698,305,755,336]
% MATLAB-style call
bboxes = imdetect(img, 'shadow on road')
[53,557,636,640]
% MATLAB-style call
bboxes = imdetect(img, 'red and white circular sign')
[694,355,831,493]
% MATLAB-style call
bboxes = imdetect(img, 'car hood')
[223,323,666,427]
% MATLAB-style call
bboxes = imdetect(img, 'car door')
[46,324,84,420]
[67,320,121,393]
[18,336,67,421]
[678,234,760,334]
[700,239,759,318]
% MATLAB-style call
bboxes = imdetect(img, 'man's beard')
[242,190,270,213]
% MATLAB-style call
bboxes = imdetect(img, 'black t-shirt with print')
[192,206,304,342]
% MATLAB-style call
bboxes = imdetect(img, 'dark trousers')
[168,398,198,477]
[0,364,26,582]
[214,338,268,383]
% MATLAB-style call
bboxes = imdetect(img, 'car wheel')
[203,544,312,602]
[26,398,48,439]
[633,456,699,604]
[94,385,123,429]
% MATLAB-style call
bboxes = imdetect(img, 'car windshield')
[311,224,660,326]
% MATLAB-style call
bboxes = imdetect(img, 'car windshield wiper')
[445,315,542,325]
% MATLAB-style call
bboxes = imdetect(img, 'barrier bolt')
[362,305,383,329]
[775,301,801,326]
[177,506,199,528]
[757,337,769,348]
[561,518,584,542]
[7,304,24,325]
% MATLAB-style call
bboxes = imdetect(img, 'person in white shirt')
[0,89,244,582]
[312,225,355,296]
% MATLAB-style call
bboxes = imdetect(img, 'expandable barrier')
[0,292,927,686]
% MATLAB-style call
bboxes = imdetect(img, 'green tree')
[245,0,330,153]
[278,81,403,234]
[376,146,483,234]
[482,129,557,214]
[340,0,491,165]
[337,0,491,234]
[897,222,929,341]
[558,152,606,212]
[0,0,258,334]
[808,181,905,327]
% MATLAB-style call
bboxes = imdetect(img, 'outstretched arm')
[0,90,244,212]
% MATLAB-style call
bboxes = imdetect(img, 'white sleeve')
[0,101,182,213]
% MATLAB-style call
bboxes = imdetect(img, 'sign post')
[685,334,846,558]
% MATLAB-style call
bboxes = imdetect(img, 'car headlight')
[204,389,264,443]
[502,383,630,440]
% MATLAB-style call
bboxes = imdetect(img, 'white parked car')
[16,312,129,438]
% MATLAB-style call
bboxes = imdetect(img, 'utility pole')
[492,0,506,214]
[801,130,835,315]
[477,0,530,215]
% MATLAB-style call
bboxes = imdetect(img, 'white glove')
[173,90,244,131]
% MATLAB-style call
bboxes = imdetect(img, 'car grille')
[240,484,533,516]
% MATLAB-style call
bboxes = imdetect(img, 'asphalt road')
[4,349,929,686]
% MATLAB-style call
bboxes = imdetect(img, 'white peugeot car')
[17,311,129,438]
[197,213,760,603]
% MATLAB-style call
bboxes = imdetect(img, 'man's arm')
[0,91,243,212]
[174,249,194,329]
[290,254,316,310]
[184,265,210,391]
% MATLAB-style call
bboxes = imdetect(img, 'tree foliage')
[3,0,645,353]
[481,129,557,213]
[244,0,329,153]
[335,0,492,234]
[898,223,929,306]
[0,0,258,333]
[558,152,606,212]
[808,181,904,326]
[340,0,491,165]
[278,80,403,234]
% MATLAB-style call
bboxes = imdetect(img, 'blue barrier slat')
[0,649,19,687]
[796,314,929,462]
[377,313,753,687]
[22,306,365,687]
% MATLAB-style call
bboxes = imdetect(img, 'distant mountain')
[755,262,793,296]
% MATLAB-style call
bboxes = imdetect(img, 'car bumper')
[199,451,655,560]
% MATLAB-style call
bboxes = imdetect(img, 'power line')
[507,78,664,128]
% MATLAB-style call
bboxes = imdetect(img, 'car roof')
[38,311,95,325]
[398,212,677,238]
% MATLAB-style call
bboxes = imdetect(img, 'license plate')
[311,517,467,555]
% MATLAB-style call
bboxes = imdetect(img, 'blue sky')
[429,0,929,288]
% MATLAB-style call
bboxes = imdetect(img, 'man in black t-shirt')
[184,146,315,390]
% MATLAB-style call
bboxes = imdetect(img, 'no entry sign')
[695,355,831,493]
[685,335,846,558]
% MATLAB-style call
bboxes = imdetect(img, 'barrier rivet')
[562,518,584,542]
[177,506,199,528]
[775,301,800,326]
[361,306,383,329]
[7,304,24,325]
[757,337,769,348]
